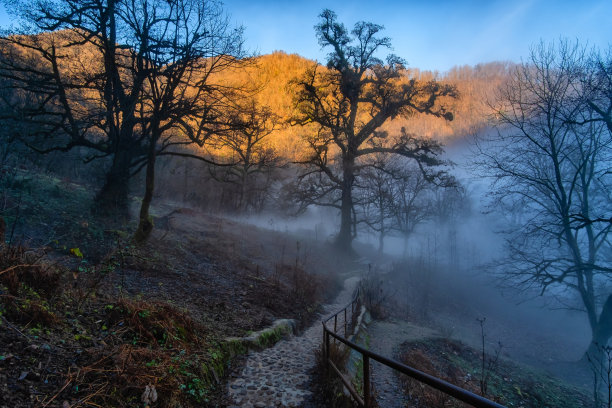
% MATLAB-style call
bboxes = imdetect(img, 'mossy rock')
[226,318,297,351]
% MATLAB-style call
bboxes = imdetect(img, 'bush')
[359,267,390,320]
[0,245,63,326]
[0,245,61,296]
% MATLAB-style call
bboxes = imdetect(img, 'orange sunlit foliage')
[1,31,509,161]
[211,53,509,160]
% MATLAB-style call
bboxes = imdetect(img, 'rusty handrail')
[322,286,360,325]
[321,287,506,408]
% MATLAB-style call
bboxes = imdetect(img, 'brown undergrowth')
[61,298,214,407]
[0,244,220,407]
[397,338,592,408]
[0,245,63,326]
[0,207,345,407]
[0,170,347,407]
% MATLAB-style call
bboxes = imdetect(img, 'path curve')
[366,319,438,407]
[227,276,360,408]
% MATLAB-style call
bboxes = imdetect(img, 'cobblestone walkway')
[227,276,360,408]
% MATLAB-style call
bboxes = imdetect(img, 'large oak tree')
[292,10,457,252]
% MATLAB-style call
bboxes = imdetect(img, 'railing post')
[322,323,326,358]
[363,354,370,408]
[321,286,505,408]
[325,328,330,364]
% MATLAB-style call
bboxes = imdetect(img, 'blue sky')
[223,0,612,71]
[1,0,610,72]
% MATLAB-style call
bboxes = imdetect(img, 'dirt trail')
[367,319,438,407]
[227,276,360,408]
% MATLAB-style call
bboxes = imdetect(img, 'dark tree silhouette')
[476,41,612,360]
[388,162,434,258]
[357,155,438,256]
[208,101,280,212]
[127,0,245,241]
[292,9,457,252]
[0,0,150,216]
[0,0,244,223]
[582,47,612,133]
[358,155,397,254]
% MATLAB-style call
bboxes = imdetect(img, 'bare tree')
[291,9,457,252]
[0,0,244,222]
[207,101,280,212]
[582,47,612,133]
[127,0,245,241]
[356,155,435,256]
[569,47,612,231]
[357,154,396,254]
[476,40,612,359]
[389,161,434,259]
[0,0,151,216]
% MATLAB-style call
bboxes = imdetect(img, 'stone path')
[227,276,360,408]
[367,319,438,408]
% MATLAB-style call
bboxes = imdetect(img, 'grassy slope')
[0,168,345,407]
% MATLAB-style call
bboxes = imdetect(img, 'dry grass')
[106,298,201,348]
[0,245,63,326]
[397,338,593,408]
[359,269,391,320]
[0,245,62,296]
[399,346,470,408]
[313,342,355,408]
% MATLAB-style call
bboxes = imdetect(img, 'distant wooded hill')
[0,31,514,215]
[0,30,511,162]
[213,51,512,158]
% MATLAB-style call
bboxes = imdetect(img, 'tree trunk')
[94,148,132,218]
[585,294,612,363]
[0,216,5,245]
[336,188,353,252]
[94,0,132,218]
[134,137,157,243]
[378,230,384,254]
[239,171,248,212]
[335,157,355,253]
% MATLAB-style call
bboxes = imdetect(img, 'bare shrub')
[587,344,612,408]
[392,258,437,321]
[359,266,392,320]
[313,342,355,407]
[0,245,61,296]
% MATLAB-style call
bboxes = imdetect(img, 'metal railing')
[321,288,506,408]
